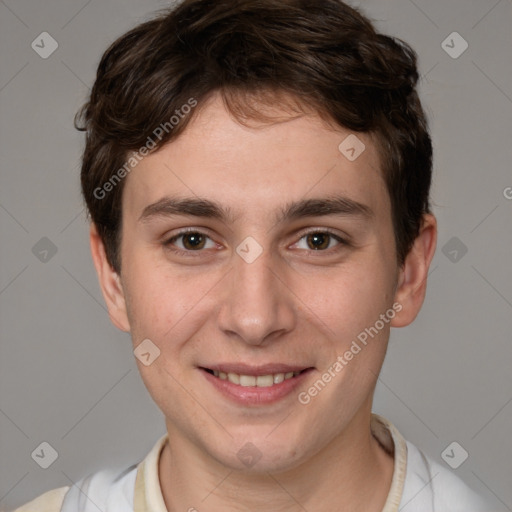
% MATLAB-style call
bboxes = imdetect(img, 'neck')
[159,410,394,512]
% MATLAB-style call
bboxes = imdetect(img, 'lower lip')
[200,368,314,406]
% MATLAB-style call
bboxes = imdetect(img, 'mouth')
[201,367,311,387]
[199,365,315,405]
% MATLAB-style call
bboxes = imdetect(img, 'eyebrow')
[138,195,374,224]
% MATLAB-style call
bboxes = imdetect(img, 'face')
[92,93,435,473]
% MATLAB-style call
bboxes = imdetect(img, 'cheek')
[298,258,395,338]
[295,260,396,405]
[122,251,220,353]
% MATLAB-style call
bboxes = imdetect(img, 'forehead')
[122,94,390,224]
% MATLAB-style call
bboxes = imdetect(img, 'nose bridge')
[217,244,295,345]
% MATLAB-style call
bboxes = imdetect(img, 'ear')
[391,213,437,328]
[89,223,131,332]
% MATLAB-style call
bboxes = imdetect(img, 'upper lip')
[200,363,313,376]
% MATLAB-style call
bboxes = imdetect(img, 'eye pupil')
[307,233,330,250]
[183,233,205,250]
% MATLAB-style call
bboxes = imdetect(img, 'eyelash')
[163,228,349,257]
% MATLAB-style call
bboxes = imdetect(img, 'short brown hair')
[76,0,433,274]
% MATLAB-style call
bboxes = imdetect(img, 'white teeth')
[256,375,274,387]
[209,369,303,386]
[273,373,285,384]
[227,372,240,384]
[239,375,256,387]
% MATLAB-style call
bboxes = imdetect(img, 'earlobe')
[89,223,131,332]
[391,213,437,328]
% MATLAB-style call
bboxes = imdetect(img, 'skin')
[90,92,437,511]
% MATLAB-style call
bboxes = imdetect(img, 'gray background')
[0,0,511,510]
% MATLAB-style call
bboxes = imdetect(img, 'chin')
[212,434,307,474]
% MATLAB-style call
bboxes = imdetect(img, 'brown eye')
[306,232,331,250]
[291,230,349,254]
[181,232,206,250]
[165,231,216,253]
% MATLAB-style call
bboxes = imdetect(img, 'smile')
[199,366,314,405]
[203,368,304,387]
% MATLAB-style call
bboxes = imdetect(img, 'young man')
[14,0,493,510]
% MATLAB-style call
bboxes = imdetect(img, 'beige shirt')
[11,414,488,512]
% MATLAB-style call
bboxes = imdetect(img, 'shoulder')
[9,435,167,512]
[11,486,69,512]
[402,440,491,512]
[11,464,138,512]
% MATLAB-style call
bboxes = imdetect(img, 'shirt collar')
[134,413,408,512]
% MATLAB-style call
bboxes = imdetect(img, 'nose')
[217,245,296,347]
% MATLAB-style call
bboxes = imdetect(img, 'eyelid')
[294,227,349,241]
